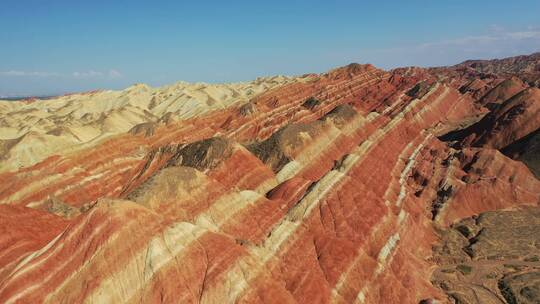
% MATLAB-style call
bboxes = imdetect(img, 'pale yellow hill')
[0,75,308,172]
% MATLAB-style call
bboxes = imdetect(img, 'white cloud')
[506,31,540,40]
[1,69,123,79]
[356,26,540,69]
[417,30,540,49]
[72,69,123,79]
[108,69,123,78]
[0,70,61,77]
[489,24,506,33]
[72,70,104,78]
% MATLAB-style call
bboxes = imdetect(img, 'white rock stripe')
[353,215,410,304]
[86,222,207,304]
[396,134,433,207]
[332,85,450,302]
[47,188,272,302]
[348,94,451,304]
[218,85,446,301]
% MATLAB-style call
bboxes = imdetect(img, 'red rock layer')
[0,63,539,304]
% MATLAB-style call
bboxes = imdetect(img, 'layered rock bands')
[1,54,539,303]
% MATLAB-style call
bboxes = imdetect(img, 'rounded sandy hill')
[0,75,311,173]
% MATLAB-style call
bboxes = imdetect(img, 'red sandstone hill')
[0,54,539,303]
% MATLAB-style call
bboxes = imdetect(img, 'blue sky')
[1,0,540,96]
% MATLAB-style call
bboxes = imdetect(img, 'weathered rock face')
[0,54,539,303]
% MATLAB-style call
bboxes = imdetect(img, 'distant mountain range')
[0,95,60,101]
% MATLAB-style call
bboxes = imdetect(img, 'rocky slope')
[432,207,540,304]
[0,54,539,303]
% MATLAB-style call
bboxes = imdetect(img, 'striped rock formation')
[0,59,539,303]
